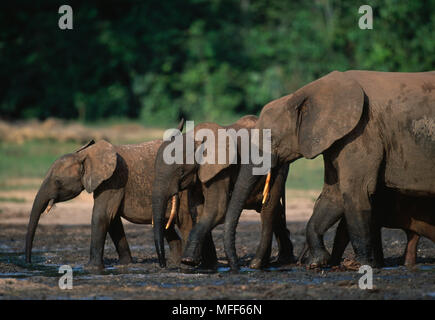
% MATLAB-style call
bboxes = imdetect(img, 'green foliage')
[286,156,324,190]
[0,139,325,190]
[0,0,434,123]
[0,140,78,181]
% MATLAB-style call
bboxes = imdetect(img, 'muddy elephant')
[329,188,435,267]
[25,120,215,269]
[223,70,435,270]
[152,115,295,269]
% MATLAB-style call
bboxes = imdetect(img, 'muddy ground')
[0,189,434,300]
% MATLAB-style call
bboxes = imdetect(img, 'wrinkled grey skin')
[25,121,215,270]
[152,116,295,269]
[224,70,435,270]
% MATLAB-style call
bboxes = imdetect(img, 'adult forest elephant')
[152,115,295,269]
[223,70,435,270]
[25,120,214,269]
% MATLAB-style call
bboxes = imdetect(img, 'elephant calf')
[330,188,435,267]
[152,115,295,269]
[25,121,214,269]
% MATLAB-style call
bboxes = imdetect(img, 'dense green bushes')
[1,0,434,125]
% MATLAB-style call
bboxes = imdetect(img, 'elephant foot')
[307,250,330,269]
[275,253,296,265]
[249,257,266,270]
[167,255,182,267]
[119,255,133,265]
[198,255,218,270]
[84,260,104,272]
[181,241,202,267]
[328,255,342,266]
[403,256,416,268]
[354,254,380,268]
[197,261,217,272]
[181,256,201,267]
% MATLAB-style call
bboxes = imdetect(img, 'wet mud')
[0,219,434,300]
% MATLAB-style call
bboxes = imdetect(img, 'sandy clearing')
[0,189,319,225]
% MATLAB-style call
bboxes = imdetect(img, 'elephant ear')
[291,71,364,159]
[197,150,232,184]
[196,124,233,184]
[77,140,117,193]
[75,140,95,153]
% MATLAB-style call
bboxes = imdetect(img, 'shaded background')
[0,0,434,190]
[1,0,434,124]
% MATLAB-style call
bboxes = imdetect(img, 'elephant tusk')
[45,199,55,214]
[262,172,271,204]
[165,195,178,229]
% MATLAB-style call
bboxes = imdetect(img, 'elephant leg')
[250,207,274,269]
[336,141,382,267]
[181,212,218,266]
[88,190,124,269]
[164,224,182,266]
[306,185,344,267]
[250,167,288,269]
[297,242,309,264]
[372,225,384,267]
[108,214,132,265]
[182,179,229,266]
[88,206,110,268]
[273,202,295,265]
[329,218,349,266]
[342,191,376,267]
[199,231,218,269]
[403,230,419,267]
[273,175,295,265]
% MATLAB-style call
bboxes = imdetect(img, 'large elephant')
[223,70,435,270]
[25,120,215,269]
[152,115,295,269]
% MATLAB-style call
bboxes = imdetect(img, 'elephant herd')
[25,70,435,272]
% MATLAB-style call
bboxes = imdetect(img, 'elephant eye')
[54,179,62,188]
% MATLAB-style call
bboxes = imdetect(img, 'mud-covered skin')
[1,219,434,300]
[329,189,435,267]
[224,70,435,269]
[153,116,294,269]
[25,134,214,270]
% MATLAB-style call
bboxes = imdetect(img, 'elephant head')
[25,139,118,263]
[224,71,365,269]
[152,116,257,267]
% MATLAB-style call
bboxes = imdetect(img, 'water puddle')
[419,265,435,271]
[0,272,34,278]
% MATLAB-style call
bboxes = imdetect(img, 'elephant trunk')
[224,163,262,270]
[25,182,54,263]
[152,177,171,268]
